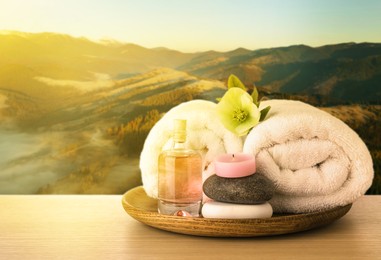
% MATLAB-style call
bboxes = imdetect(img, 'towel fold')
[243,100,374,213]
[140,100,243,198]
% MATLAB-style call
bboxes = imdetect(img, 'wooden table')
[0,195,380,260]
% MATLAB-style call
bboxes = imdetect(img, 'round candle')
[214,153,256,178]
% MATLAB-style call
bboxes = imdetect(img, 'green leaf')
[251,86,259,107]
[259,106,271,121]
[228,74,246,90]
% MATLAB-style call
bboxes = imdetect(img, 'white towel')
[243,100,374,213]
[140,100,243,198]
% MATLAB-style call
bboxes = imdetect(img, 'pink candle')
[214,153,256,178]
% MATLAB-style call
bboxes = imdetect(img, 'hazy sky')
[0,0,380,52]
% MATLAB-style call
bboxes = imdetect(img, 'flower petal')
[235,114,259,136]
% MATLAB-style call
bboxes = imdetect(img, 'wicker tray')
[122,186,351,237]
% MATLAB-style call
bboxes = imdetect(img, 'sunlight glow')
[0,0,380,52]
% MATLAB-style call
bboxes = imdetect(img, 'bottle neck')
[173,139,186,150]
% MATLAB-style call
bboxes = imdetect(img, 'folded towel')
[243,99,374,213]
[140,100,243,198]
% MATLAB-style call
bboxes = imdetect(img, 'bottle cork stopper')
[173,119,186,142]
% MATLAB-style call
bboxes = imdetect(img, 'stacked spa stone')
[202,154,274,219]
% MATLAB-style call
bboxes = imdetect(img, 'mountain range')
[1,31,381,105]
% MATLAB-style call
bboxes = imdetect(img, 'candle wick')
[232,154,235,158]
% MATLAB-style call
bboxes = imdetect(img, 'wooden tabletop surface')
[0,194,380,259]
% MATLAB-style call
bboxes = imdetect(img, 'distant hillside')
[1,67,224,130]
[0,31,199,100]
[180,43,381,104]
[1,31,380,104]
[0,31,197,75]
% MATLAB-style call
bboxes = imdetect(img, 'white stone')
[202,201,273,219]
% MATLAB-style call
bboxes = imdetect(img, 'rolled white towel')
[140,100,243,198]
[243,99,374,213]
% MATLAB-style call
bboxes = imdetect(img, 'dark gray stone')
[203,174,274,204]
